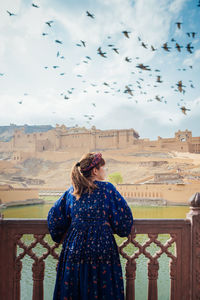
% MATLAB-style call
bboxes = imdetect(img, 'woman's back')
[47,153,134,300]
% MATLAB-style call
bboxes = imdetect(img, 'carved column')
[32,260,45,300]
[147,260,159,300]
[186,192,200,300]
[125,260,136,300]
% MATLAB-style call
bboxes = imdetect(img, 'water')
[2,203,190,300]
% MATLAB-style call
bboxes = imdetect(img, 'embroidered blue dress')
[47,180,134,300]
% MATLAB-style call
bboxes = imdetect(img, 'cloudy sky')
[0,0,200,139]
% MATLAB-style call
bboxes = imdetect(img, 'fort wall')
[117,182,200,205]
[0,185,39,205]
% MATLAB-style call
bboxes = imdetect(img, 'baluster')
[169,259,176,300]
[125,260,136,300]
[13,260,22,300]
[186,192,200,300]
[147,260,159,300]
[32,260,45,300]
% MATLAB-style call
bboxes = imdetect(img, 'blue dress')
[47,180,134,300]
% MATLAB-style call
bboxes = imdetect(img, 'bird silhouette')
[180,106,190,115]
[55,40,62,44]
[175,43,183,52]
[32,3,39,8]
[125,57,132,62]
[112,48,119,54]
[156,76,163,83]
[6,10,16,16]
[175,22,182,29]
[155,95,162,102]
[186,32,191,37]
[122,31,130,38]
[186,43,194,53]
[124,86,133,96]
[191,32,197,38]
[151,46,157,51]
[42,33,48,36]
[162,42,171,52]
[46,21,53,27]
[97,47,107,58]
[176,80,186,92]
[80,40,86,47]
[141,42,148,49]
[86,11,95,18]
[136,64,151,71]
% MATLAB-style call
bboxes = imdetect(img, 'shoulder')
[95,180,117,192]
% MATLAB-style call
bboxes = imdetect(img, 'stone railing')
[0,193,200,300]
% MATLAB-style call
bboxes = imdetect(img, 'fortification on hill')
[0,125,199,164]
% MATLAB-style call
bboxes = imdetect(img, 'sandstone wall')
[117,182,200,204]
[0,187,39,204]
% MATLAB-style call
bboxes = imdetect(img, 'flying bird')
[162,42,171,52]
[176,80,186,92]
[151,46,157,51]
[42,33,48,36]
[86,11,95,18]
[136,64,151,71]
[122,31,130,38]
[155,95,162,102]
[191,32,197,38]
[80,40,86,47]
[180,106,190,115]
[32,3,39,8]
[141,42,148,49]
[156,76,163,83]
[125,57,132,62]
[124,86,133,96]
[175,22,182,29]
[186,43,194,53]
[45,20,53,27]
[55,40,62,44]
[97,47,107,58]
[175,43,183,52]
[6,10,16,16]
[112,48,119,54]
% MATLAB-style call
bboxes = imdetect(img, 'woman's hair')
[70,152,105,200]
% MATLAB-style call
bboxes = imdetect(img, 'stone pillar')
[186,192,200,300]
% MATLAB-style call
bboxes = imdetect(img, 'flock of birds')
[2,2,200,125]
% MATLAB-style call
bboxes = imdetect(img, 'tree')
[108,172,123,185]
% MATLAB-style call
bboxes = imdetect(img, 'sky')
[0,0,200,139]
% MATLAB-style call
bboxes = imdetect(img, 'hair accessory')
[81,153,102,172]
[76,162,80,167]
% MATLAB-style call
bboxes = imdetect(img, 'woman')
[47,152,134,300]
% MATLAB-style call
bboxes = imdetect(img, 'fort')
[0,126,200,162]
[0,125,200,206]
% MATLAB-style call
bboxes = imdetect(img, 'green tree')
[108,172,123,185]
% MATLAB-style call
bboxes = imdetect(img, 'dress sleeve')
[47,189,72,243]
[107,183,134,237]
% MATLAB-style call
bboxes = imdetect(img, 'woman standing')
[47,152,134,300]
